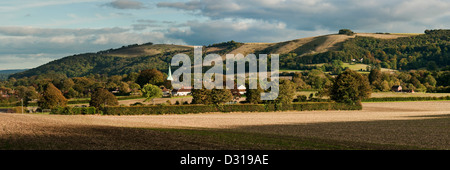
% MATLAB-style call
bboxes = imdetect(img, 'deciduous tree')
[89,88,118,108]
[38,83,68,109]
[15,86,38,107]
[245,83,263,104]
[330,69,371,105]
[136,69,164,87]
[210,88,233,104]
[191,87,212,105]
[141,84,162,104]
[276,79,297,104]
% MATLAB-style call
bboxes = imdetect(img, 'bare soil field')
[1,101,449,150]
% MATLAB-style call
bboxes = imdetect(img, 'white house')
[237,85,246,95]
[172,87,191,96]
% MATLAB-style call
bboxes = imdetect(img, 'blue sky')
[0,0,449,70]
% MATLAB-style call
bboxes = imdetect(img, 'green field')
[370,92,450,98]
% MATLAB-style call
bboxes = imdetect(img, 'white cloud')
[157,0,450,33]
[2,0,449,70]
[0,26,186,69]
[165,18,332,45]
[0,26,128,37]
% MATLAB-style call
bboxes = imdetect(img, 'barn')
[392,85,402,92]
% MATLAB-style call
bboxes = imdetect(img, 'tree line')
[0,68,171,108]
[3,65,450,109]
[280,29,450,71]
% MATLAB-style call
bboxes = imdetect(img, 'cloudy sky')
[0,0,449,70]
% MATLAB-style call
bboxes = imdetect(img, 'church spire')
[167,64,173,81]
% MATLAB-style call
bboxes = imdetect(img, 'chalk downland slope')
[10,32,416,78]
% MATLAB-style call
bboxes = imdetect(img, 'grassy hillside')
[11,44,194,78]
[10,29,448,79]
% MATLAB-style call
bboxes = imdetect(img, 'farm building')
[237,85,246,95]
[172,87,192,96]
[231,84,247,96]
[160,86,171,97]
[0,89,14,98]
[392,85,402,92]
[391,85,415,93]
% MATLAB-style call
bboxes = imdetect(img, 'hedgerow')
[50,107,98,115]
[100,102,361,115]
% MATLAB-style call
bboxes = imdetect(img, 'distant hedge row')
[0,95,144,107]
[362,96,450,102]
[100,102,362,115]
[50,107,98,115]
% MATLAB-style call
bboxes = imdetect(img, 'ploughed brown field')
[1,101,449,150]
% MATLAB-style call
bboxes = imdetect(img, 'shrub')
[12,106,26,113]
[295,95,308,102]
[338,29,355,35]
[130,102,144,106]
[51,106,98,115]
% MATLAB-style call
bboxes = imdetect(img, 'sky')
[0,0,449,70]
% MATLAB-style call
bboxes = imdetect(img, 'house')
[160,86,171,97]
[111,88,120,94]
[391,85,402,92]
[279,76,292,80]
[403,89,415,93]
[0,90,8,98]
[0,89,12,98]
[230,84,247,96]
[237,85,246,95]
[172,87,191,96]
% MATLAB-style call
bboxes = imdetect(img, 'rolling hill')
[10,29,449,79]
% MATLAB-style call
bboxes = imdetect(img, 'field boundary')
[48,102,361,115]
[362,96,450,102]
[99,102,361,115]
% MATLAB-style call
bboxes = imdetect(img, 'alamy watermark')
[170,46,279,100]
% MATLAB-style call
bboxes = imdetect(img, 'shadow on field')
[1,114,449,150]
[229,114,450,150]
[0,125,240,150]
